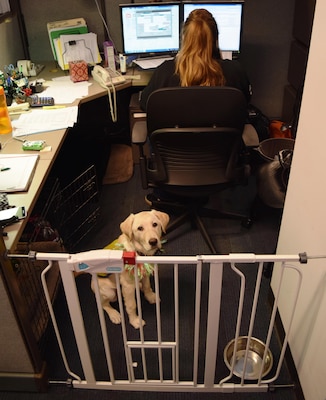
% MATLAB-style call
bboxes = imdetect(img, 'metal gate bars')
[36,251,307,393]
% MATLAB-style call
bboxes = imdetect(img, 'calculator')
[27,95,55,107]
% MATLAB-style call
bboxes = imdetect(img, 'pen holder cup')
[69,60,89,83]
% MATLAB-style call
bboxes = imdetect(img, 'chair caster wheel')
[241,217,253,229]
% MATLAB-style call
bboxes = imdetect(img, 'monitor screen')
[183,2,244,52]
[120,2,181,56]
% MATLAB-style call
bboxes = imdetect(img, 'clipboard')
[0,154,39,193]
[55,33,102,70]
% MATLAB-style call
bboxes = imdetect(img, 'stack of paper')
[47,18,88,61]
[0,154,39,192]
[54,33,102,70]
[133,57,174,70]
[12,106,79,137]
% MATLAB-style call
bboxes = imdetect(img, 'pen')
[0,167,10,172]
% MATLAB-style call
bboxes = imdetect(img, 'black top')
[140,58,252,111]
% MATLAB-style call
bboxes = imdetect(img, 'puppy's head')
[120,210,169,256]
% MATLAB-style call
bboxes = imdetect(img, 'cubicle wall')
[19,0,296,118]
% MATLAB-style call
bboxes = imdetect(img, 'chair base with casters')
[147,193,252,254]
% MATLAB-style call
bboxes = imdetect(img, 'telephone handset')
[91,66,126,123]
[91,65,126,86]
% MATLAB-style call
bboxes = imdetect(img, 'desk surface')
[1,129,67,251]
[1,63,151,251]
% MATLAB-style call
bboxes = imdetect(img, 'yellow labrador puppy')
[92,210,169,329]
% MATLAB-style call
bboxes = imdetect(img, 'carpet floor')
[0,165,301,400]
[102,144,134,185]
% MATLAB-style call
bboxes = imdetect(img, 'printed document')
[12,106,78,137]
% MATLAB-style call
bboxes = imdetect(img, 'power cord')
[94,0,116,48]
[93,0,118,122]
[107,81,117,123]
[95,77,117,123]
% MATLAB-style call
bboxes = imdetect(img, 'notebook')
[0,154,39,193]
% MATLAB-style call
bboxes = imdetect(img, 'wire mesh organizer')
[16,250,319,394]
[49,165,100,252]
[9,166,100,350]
[10,242,64,346]
[19,165,100,251]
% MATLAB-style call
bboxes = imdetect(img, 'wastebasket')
[257,137,295,162]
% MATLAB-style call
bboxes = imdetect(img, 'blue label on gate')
[106,266,123,273]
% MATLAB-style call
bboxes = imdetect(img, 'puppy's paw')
[104,308,121,324]
[130,316,146,329]
[145,291,157,304]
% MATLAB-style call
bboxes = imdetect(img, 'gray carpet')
[0,165,300,400]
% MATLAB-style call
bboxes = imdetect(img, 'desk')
[1,64,151,252]
[1,129,66,251]
[0,64,152,393]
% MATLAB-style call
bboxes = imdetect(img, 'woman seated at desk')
[139,8,252,205]
[139,8,252,111]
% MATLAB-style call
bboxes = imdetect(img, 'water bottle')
[0,86,12,134]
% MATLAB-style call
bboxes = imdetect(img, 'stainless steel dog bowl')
[224,336,273,380]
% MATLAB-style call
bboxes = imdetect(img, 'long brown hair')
[175,9,225,87]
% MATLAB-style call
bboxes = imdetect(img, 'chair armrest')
[132,120,148,144]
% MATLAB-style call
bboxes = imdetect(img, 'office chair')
[132,86,252,254]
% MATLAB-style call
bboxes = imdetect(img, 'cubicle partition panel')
[30,250,309,394]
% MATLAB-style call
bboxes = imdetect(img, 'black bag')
[247,104,270,142]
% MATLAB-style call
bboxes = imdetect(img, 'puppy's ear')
[120,213,135,238]
[151,210,170,233]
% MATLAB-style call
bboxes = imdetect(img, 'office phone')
[91,66,126,86]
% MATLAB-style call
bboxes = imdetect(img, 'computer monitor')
[120,2,181,57]
[183,2,244,53]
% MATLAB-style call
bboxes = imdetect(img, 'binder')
[47,18,88,61]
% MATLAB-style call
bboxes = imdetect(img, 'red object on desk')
[69,60,89,83]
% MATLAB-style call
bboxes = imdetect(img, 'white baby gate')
[35,251,309,393]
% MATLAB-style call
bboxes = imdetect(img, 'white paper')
[42,77,91,104]
[56,33,102,70]
[133,57,173,70]
[0,154,39,192]
[12,106,79,137]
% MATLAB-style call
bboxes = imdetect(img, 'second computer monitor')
[120,2,181,56]
[183,2,244,53]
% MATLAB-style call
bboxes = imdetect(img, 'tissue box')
[69,60,88,82]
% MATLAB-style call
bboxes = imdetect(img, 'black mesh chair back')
[146,86,247,132]
[136,86,251,253]
[145,87,248,194]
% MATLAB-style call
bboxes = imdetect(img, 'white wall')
[272,1,326,399]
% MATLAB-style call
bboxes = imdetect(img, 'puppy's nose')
[149,238,158,247]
